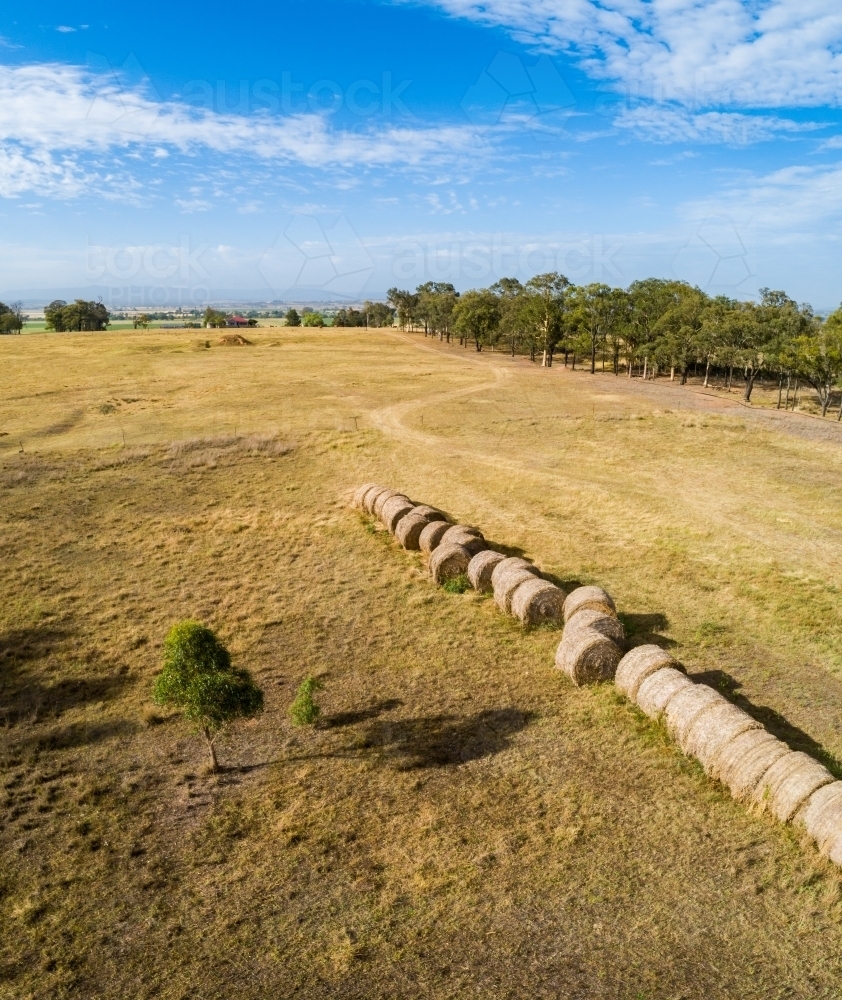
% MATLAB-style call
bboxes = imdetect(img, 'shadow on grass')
[694,669,842,780]
[359,707,534,770]
[0,625,132,726]
[274,708,534,773]
[619,612,676,648]
[18,719,139,752]
[323,699,404,728]
[484,540,528,559]
[0,625,69,663]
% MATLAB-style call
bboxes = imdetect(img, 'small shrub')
[290,676,322,726]
[442,573,470,594]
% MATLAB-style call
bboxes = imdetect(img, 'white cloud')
[0,61,487,200]
[415,0,842,109]
[616,107,828,144]
[175,198,211,212]
[56,26,76,33]
[683,162,842,229]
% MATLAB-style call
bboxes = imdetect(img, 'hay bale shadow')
[618,612,675,647]
[360,707,533,770]
[693,669,842,780]
[484,540,527,559]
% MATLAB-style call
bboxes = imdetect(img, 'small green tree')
[153,621,263,772]
[285,308,301,327]
[289,676,322,725]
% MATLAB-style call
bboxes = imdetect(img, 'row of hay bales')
[353,483,842,869]
[353,483,626,680]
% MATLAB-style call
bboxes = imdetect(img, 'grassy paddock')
[2,327,842,999]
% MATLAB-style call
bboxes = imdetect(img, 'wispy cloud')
[683,163,842,230]
[412,0,842,110]
[616,107,828,145]
[0,62,488,201]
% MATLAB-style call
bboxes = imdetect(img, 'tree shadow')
[17,719,139,752]
[0,625,68,663]
[693,669,842,780]
[0,625,130,725]
[322,698,404,729]
[359,707,533,770]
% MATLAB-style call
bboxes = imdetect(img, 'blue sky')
[1,0,842,309]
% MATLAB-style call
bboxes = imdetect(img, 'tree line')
[387,277,842,417]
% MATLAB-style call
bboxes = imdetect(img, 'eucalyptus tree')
[791,314,842,417]
[416,282,458,340]
[650,284,708,383]
[491,277,525,355]
[628,278,685,377]
[523,272,569,367]
[569,283,617,374]
[452,288,501,351]
[386,287,419,330]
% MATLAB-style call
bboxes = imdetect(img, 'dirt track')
[386,330,842,446]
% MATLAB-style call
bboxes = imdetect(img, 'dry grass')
[2,327,842,998]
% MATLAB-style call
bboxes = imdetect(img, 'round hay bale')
[353,482,380,508]
[440,526,487,555]
[429,543,471,584]
[494,567,541,614]
[683,702,761,772]
[751,751,834,823]
[373,489,408,520]
[563,585,616,623]
[381,496,415,533]
[795,781,842,855]
[395,512,429,550]
[663,683,727,748]
[614,645,677,701]
[467,550,506,592]
[554,627,622,685]
[362,485,389,514]
[712,729,790,800]
[635,667,692,719]
[412,504,447,522]
[510,578,565,626]
[565,607,626,646]
[490,557,540,590]
[419,520,450,555]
